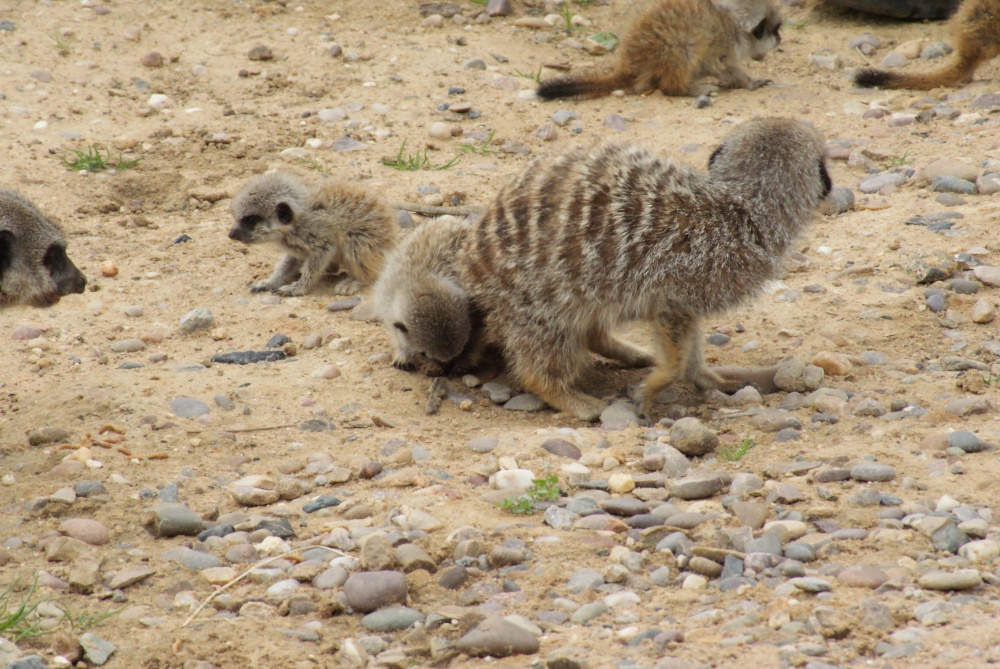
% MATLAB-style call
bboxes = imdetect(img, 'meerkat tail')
[536,69,631,99]
[854,50,981,89]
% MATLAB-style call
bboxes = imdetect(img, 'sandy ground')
[2,0,1000,667]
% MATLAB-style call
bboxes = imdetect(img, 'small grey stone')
[146,503,204,537]
[850,463,895,482]
[542,438,582,459]
[481,382,512,404]
[551,110,580,127]
[463,57,486,70]
[932,175,977,195]
[789,577,831,593]
[926,293,947,312]
[773,359,823,392]
[544,505,576,530]
[176,548,222,571]
[570,602,609,624]
[486,0,513,16]
[918,569,981,591]
[600,400,640,429]
[948,430,986,453]
[603,114,627,131]
[211,350,285,365]
[848,487,882,506]
[931,523,970,553]
[266,333,292,348]
[110,338,146,353]
[343,571,407,613]
[247,45,273,61]
[360,606,425,632]
[745,533,783,556]
[729,473,763,497]
[504,393,544,412]
[332,135,368,152]
[178,307,214,333]
[601,497,649,517]
[860,350,889,365]
[80,633,116,665]
[74,481,106,497]
[920,41,952,59]
[670,417,718,456]
[5,656,48,669]
[751,410,803,432]
[671,472,724,500]
[567,567,604,593]
[27,425,71,446]
[439,566,468,589]
[859,172,907,193]
[468,436,499,453]
[327,297,362,311]
[784,542,816,562]
[170,397,210,418]
[456,615,540,657]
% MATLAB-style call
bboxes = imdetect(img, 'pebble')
[812,351,852,376]
[504,394,544,412]
[570,602,609,624]
[247,45,273,61]
[931,175,977,195]
[456,615,540,657]
[918,569,981,591]
[671,473,724,500]
[360,606,425,632]
[80,633,116,665]
[481,382,512,404]
[145,503,204,537]
[343,571,407,612]
[468,436,499,453]
[850,463,895,482]
[773,359,824,392]
[859,172,906,193]
[670,417,718,456]
[179,307,214,333]
[542,438,582,459]
[59,519,109,546]
[789,577,831,593]
[28,425,71,445]
[837,564,888,588]
[170,397,210,418]
[972,265,1000,287]
[600,400,640,429]
[924,158,978,182]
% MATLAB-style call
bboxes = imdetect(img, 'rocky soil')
[2,0,1000,668]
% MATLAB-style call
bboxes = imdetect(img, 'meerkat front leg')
[331,276,363,296]
[716,59,771,90]
[275,248,334,296]
[253,254,301,293]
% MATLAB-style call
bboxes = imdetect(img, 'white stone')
[148,94,170,109]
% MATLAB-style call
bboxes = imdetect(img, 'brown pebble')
[247,45,273,61]
[99,260,118,277]
[360,461,383,479]
[141,51,164,68]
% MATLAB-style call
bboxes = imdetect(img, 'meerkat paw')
[332,278,362,296]
[392,355,417,372]
[250,280,278,293]
[275,282,308,297]
[749,78,773,90]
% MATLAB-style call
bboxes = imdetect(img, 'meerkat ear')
[0,230,14,282]
[708,146,724,168]
[275,202,295,224]
[818,160,832,198]
[393,322,409,334]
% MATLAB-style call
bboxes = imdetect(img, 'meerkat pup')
[0,189,87,310]
[853,0,999,89]
[457,117,832,421]
[373,215,480,376]
[536,0,782,99]
[229,172,397,297]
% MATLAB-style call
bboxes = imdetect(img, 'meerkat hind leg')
[637,315,688,416]
[253,254,301,293]
[588,329,654,368]
[520,369,605,421]
[682,319,748,394]
[331,275,362,296]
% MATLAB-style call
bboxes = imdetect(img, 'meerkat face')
[747,9,782,60]
[0,211,87,310]
[387,277,472,367]
[229,173,307,244]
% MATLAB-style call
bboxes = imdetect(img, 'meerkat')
[0,189,87,310]
[853,0,1000,89]
[536,0,782,99]
[373,215,482,376]
[457,117,832,421]
[229,172,397,297]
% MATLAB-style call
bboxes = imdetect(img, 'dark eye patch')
[751,18,768,40]
[0,230,14,280]
[240,214,262,229]
[276,202,294,224]
[393,322,409,334]
[43,243,69,273]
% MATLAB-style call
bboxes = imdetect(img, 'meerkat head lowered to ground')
[0,189,87,310]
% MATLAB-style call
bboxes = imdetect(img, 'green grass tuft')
[718,437,756,462]
[381,140,459,171]
[63,145,141,172]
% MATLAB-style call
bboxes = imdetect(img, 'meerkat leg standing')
[680,317,746,392]
[274,247,338,296]
[253,253,301,293]
[587,329,654,368]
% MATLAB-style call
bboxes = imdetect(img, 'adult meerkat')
[373,215,480,376]
[229,172,397,296]
[536,0,782,99]
[854,0,1000,89]
[0,189,87,310]
[457,117,832,421]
